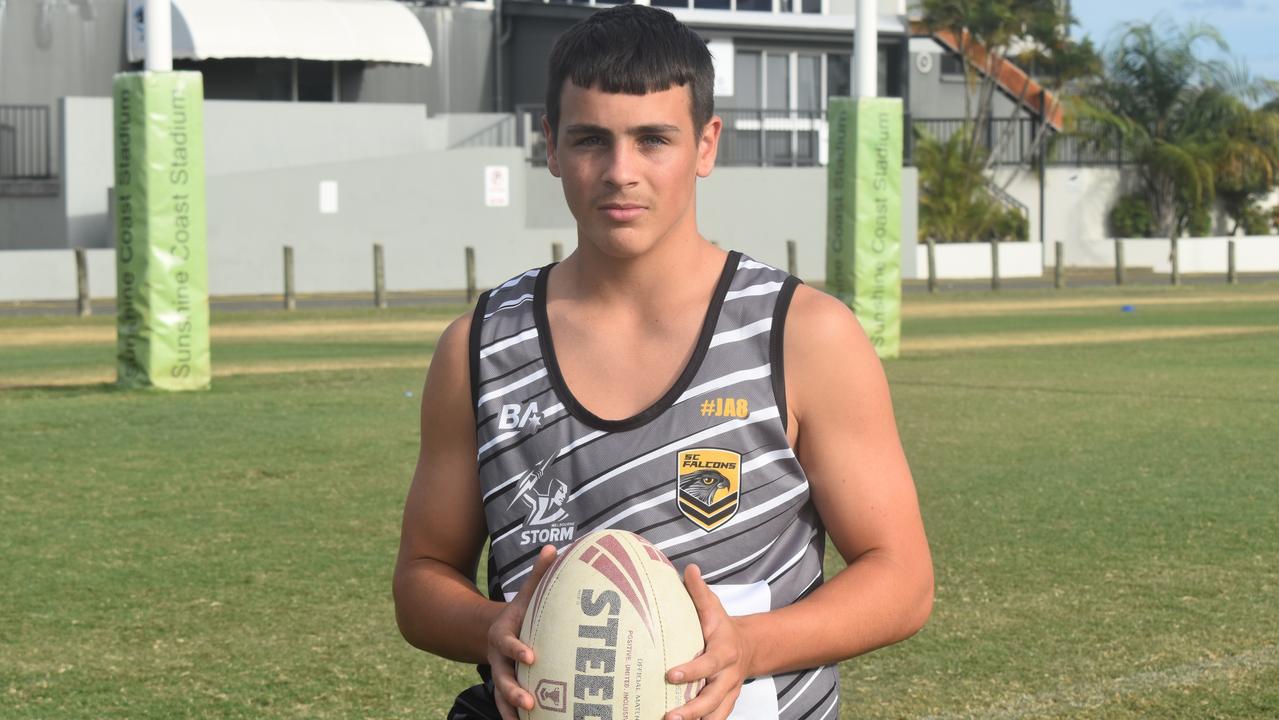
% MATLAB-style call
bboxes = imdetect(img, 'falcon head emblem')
[678,469,731,505]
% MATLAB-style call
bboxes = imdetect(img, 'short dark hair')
[544,5,715,141]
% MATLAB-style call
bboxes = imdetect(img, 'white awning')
[126,0,433,66]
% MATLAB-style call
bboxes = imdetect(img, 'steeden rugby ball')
[517,529,704,720]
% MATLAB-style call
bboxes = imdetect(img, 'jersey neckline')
[532,250,742,433]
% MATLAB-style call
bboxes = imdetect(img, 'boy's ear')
[696,115,723,179]
[541,115,561,178]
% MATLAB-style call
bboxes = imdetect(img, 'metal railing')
[0,105,54,179]
[912,117,1131,166]
[511,106,1130,168]
[449,115,518,150]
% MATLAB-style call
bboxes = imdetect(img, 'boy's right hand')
[487,545,559,720]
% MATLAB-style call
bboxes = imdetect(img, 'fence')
[0,105,54,179]
[911,117,1131,166]
[7,237,1278,305]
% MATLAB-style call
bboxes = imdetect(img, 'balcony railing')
[513,105,1129,168]
[0,105,54,179]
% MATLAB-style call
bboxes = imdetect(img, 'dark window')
[693,0,730,8]
[941,53,965,77]
[801,0,821,12]
[736,0,772,8]
[297,60,333,102]
[650,0,688,6]
[827,53,850,99]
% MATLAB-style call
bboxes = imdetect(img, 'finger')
[704,685,742,720]
[666,650,721,684]
[492,664,534,717]
[496,633,535,665]
[683,564,724,616]
[663,673,733,720]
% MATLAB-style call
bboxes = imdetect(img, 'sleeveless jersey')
[468,251,840,720]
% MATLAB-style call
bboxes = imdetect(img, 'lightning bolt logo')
[508,454,556,511]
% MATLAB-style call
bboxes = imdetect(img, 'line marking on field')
[0,319,450,348]
[921,644,1279,720]
[903,325,1277,352]
[904,292,1279,319]
[0,356,432,390]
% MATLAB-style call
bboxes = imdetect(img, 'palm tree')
[1079,20,1277,239]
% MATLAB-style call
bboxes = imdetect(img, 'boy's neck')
[554,231,727,310]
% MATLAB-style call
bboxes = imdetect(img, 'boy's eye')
[640,135,668,147]
[575,136,604,147]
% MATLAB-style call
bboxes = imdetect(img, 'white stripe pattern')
[496,269,539,290]
[816,689,840,720]
[568,406,780,502]
[476,367,548,406]
[480,419,601,502]
[724,281,783,302]
[478,327,539,360]
[674,364,771,405]
[742,447,797,473]
[763,542,810,584]
[484,293,534,319]
[701,535,781,582]
[709,318,773,348]
[738,259,774,271]
[777,670,823,715]
[656,477,808,553]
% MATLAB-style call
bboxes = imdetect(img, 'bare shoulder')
[783,284,887,427]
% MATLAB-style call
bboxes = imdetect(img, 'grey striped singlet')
[469,251,841,720]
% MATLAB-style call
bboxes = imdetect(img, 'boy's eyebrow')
[563,123,682,136]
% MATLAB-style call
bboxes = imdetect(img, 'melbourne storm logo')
[676,448,742,531]
[511,454,575,545]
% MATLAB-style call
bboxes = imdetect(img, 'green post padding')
[113,71,211,390]
[826,97,903,359]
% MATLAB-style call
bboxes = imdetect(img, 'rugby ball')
[517,529,704,720]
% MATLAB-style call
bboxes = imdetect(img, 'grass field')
[3,281,1278,718]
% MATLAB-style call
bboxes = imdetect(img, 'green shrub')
[994,208,1029,241]
[1110,194,1152,237]
[1186,205,1213,237]
[1242,204,1274,235]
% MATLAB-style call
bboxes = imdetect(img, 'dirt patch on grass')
[0,320,450,348]
[904,291,1279,318]
[904,325,1277,353]
[0,355,433,390]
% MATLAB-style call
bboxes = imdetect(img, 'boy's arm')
[392,313,556,720]
[665,285,934,720]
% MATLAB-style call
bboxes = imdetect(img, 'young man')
[393,6,933,720]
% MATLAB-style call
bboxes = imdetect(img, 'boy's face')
[542,82,721,259]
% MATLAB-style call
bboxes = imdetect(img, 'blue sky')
[1071,0,1279,82]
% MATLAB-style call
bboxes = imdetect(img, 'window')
[694,0,731,8]
[941,52,965,77]
[827,53,850,99]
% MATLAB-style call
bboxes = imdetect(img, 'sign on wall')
[485,165,510,208]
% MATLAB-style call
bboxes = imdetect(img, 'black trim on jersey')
[533,251,741,433]
[770,276,802,434]
[468,290,491,414]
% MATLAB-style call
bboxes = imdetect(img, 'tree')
[920,0,1100,177]
[916,130,1027,243]
[1078,20,1278,239]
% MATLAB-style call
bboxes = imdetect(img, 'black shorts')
[447,680,502,720]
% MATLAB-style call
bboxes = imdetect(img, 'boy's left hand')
[663,564,756,720]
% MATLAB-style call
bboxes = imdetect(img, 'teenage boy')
[393,6,933,720]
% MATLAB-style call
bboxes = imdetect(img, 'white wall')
[1065,237,1279,274]
[911,241,1042,279]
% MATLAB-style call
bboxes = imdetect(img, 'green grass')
[3,285,1278,718]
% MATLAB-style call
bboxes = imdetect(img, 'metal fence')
[912,117,1131,166]
[514,105,1129,169]
[0,105,54,179]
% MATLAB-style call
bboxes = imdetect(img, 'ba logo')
[498,402,543,433]
[676,448,742,532]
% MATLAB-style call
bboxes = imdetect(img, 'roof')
[125,0,433,66]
